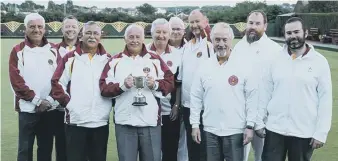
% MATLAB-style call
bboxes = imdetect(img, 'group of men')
[9,8,332,161]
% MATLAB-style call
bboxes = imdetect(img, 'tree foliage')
[3,0,334,25]
[294,0,338,13]
[136,3,157,15]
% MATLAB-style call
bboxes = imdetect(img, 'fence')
[0,21,278,38]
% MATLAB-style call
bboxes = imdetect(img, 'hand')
[170,104,179,121]
[255,128,266,138]
[124,75,134,89]
[310,138,324,149]
[146,76,155,90]
[35,99,52,113]
[192,128,201,144]
[243,128,254,145]
[55,105,63,110]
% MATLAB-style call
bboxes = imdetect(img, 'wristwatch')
[246,125,254,129]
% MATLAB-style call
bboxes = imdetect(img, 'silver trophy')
[132,76,148,106]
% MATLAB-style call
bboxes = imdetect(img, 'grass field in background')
[1,38,337,161]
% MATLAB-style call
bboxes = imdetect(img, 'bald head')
[189,9,204,17]
[189,9,207,37]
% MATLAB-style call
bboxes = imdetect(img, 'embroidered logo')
[48,59,53,65]
[143,67,151,74]
[308,67,312,72]
[167,60,173,67]
[196,52,202,58]
[228,75,238,86]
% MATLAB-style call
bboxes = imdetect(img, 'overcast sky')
[3,0,298,8]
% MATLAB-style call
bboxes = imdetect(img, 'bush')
[275,12,338,37]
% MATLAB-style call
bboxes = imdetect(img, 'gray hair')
[82,21,101,35]
[151,18,171,36]
[24,13,45,28]
[210,22,234,41]
[124,23,144,39]
[169,17,185,30]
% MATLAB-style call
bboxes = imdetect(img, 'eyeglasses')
[172,28,184,31]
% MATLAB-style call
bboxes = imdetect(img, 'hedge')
[275,12,338,37]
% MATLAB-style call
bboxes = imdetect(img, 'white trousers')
[243,133,264,161]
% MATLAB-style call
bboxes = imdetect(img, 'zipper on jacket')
[287,58,296,134]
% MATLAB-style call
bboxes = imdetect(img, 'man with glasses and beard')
[231,10,282,161]
[190,22,258,161]
[258,17,332,161]
[51,21,112,161]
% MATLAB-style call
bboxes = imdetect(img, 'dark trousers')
[17,112,54,161]
[65,124,109,161]
[50,110,67,161]
[262,130,314,161]
[204,131,244,161]
[183,107,206,161]
[161,115,181,161]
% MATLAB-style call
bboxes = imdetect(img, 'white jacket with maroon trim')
[9,37,61,113]
[146,43,182,115]
[100,44,174,127]
[56,38,80,58]
[51,43,112,128]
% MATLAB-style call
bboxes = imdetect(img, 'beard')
[246,29,263,44]
[286,35,306,50]
[215,47,228,58]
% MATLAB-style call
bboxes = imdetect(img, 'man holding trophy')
[99,24,174,161]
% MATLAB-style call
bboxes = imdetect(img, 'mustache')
[246,29,258,35]
[215,45,227,50]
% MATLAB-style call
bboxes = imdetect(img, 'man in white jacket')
[51,21,112,161]
[9,13,61,161]
[99,24,174,161]
[146,18,182,161]
[51,15,80,161]
[190,22,257,161]
[169,16,189,161]
[230,10,282,161]
[259,17,332,161]
[178,9,214,161]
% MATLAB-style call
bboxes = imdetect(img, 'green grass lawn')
[1,38,338,161]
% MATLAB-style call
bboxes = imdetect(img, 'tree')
[266,5,288,23]
[1,2,7,11]
[307,1,338,13]
[136,3,157,15]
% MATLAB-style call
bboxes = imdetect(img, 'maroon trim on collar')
[58,37,80,49]
[24,36,49,48]
[190,25,211,43]
[122,44,149,57]
[150,43,171,53]
[288,44,310,57]
[74,42,107,55]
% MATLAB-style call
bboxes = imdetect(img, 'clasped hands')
[35,99,60,113]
